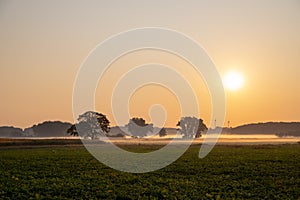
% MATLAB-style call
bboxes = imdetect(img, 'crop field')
[0,144,300,199]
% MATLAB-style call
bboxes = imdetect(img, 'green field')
[0,144,300,199]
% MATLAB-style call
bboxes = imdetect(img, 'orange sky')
[0,1,300,128]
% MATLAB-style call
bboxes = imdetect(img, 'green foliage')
[0,145,300,199]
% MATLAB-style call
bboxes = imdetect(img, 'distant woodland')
[0,121,72,137]
[230,122,300,137]
[0,121,300,138]
[0,122,134,138]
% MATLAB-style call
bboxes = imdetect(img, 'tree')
[176,117,207,139]
[67,111,110,139]
[195,118,207,138]
[159,128,167,137]
[125,117,153,138]
[67,124,78,136]
[27,121,72,137]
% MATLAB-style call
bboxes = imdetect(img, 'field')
[0,144,300,199]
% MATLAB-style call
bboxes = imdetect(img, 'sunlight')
[223,71,244,91]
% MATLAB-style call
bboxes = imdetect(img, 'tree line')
[67,111,208,139]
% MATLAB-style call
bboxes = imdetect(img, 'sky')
[0,0,300,129]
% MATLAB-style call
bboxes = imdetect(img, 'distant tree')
[159,128,167,137]
[195,118,207,138]
[176,117,207,139]
[0,126,23,137]
[67,111,110,139]
[67,124,78,136]
[24,121,72,137]
[125,117,153,138]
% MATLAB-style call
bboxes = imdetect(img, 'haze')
[0,0,300,128]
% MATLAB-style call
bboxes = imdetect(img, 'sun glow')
[223,71,244,91]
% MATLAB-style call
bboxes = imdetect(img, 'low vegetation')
[0,144,300,199]
[0,138,82,147]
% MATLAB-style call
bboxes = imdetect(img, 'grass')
[0,144,300,199]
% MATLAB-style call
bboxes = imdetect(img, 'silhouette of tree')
[176,117,207,139]
[159,127,167,137]
[67,111,110,139]
[24,121,72,137]
[195,118,207,138]
[125,117,153,138]
[67,124,78,136]
[0,126,23,137]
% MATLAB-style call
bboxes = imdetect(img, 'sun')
[223,71,244,91]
